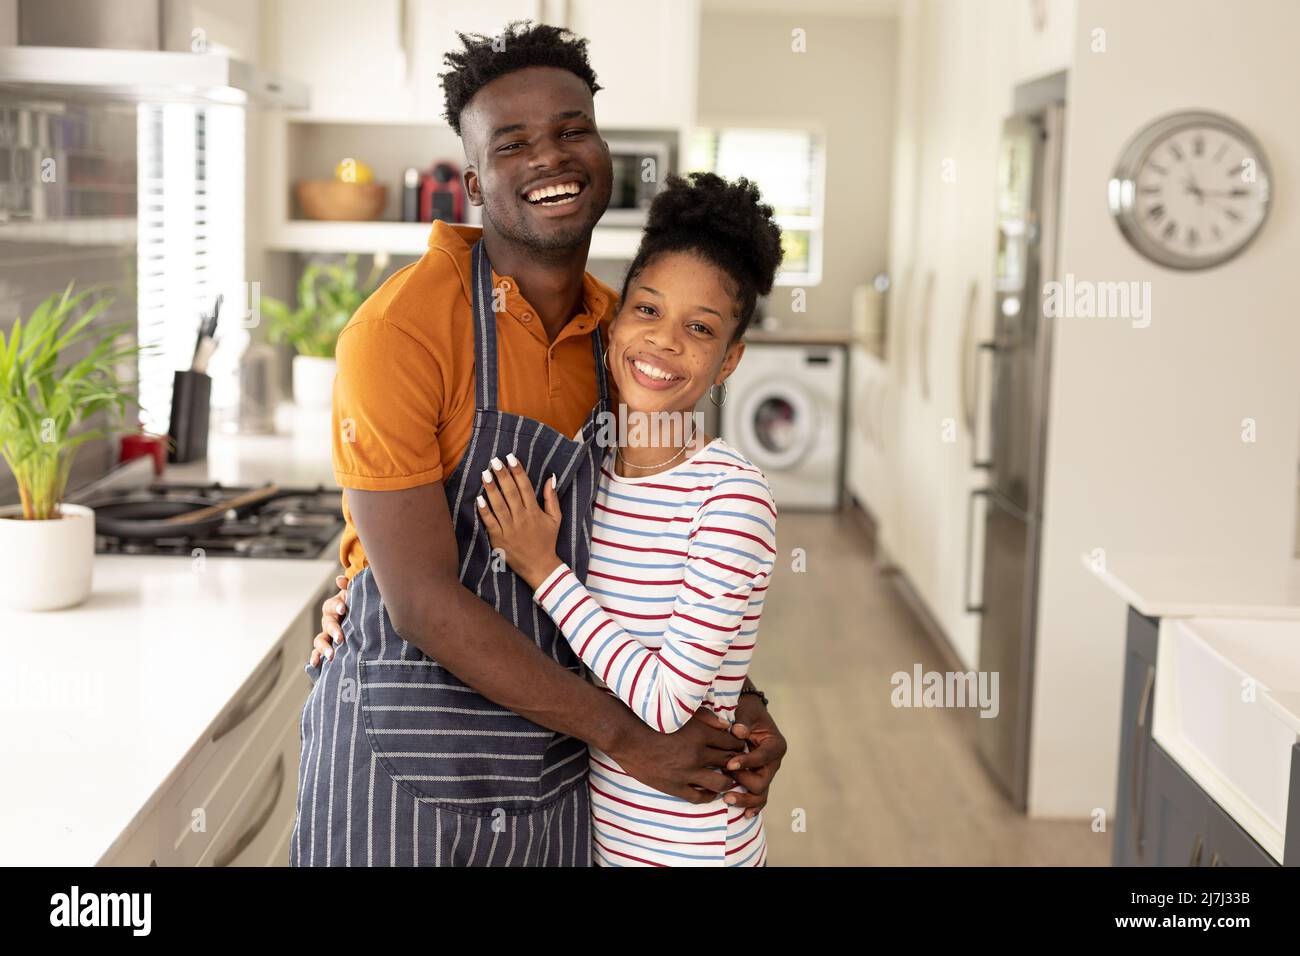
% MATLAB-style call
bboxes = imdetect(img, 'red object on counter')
[120,433,168,477]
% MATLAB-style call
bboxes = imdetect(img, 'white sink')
[1153,617,1300,862]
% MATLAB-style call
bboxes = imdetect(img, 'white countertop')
[0,406,342,865]
[169,403,336,488]
[1083,552,1300,619]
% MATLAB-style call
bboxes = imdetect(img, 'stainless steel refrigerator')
[968,103,1065,811]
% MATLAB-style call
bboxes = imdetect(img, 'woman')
[314,172,783,866]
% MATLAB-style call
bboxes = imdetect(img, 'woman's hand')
[476,453,564,590]
[309,574,349,667]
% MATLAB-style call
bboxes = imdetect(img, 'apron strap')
[473,237,610,413]
[470,239,500,412]
[590,324,609,408]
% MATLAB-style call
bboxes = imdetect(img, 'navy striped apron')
[292,239,608,866]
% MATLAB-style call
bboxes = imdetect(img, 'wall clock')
[1108,110,1271,270]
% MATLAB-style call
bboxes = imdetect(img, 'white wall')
[1029,0,1300,817]
[696,9,897,329]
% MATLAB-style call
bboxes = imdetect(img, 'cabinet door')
[1205,800,1277,867]
[1148,743,1211,867]
[567,0,698,130]
[410,0,543,123]
[268,0,414,120]
[1112,608,1158,865]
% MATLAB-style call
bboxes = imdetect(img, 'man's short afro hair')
[439,20,601,137]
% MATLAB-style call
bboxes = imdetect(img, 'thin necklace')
[615,419,698,472]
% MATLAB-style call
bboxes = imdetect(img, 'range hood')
[0,46,308,109]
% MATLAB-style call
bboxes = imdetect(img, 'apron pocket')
[358,658,557,814]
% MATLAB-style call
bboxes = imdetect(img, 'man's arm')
[348,482,744,803]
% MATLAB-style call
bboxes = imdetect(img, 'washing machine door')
[737,381,818,471]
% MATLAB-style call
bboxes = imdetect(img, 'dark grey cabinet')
[1113,608,1159,865]
[1112,606,1291,867]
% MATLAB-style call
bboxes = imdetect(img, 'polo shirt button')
[521,312,533,322]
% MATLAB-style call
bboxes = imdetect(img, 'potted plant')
[0,285,140,611]
[262,253,383,408]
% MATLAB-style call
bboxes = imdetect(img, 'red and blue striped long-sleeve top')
[533,438,777,867]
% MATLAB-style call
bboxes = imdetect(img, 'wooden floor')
[751,508,1112,866]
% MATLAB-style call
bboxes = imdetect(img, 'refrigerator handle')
[964,487,990,614]
[969,340,996,470]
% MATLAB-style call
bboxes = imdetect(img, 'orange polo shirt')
[332,221,619,579]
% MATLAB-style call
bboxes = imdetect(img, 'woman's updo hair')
[619,172,783,341]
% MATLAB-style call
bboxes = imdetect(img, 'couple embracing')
[294,20,789,868]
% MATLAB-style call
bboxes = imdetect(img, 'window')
[137,102,245,434]
[688,126,825,286]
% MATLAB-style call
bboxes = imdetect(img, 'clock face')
[1109,112,1271,270]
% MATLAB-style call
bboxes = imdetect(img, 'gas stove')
[93,482,345,560]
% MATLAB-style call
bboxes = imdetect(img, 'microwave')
[601,139,671,226]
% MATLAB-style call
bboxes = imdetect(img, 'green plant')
[262,254,382,358]
[0,284,141,520]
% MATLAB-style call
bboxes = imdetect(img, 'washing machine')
[721,342,845,510]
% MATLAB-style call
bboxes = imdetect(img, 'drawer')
[100,587,325,866]
[1207,797,1277,867]
[200,716,301,867]
[165,603,312,806]
[164,658,308,866]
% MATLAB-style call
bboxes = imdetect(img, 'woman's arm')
[534,476,776,733]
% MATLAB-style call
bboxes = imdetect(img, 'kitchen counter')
[1084,552,1300,619]
[169,403,336,488]
[745,327,858,346]
[0,405,343,865]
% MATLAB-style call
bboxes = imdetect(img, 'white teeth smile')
[632,358,681,382]
[526,182,583,204]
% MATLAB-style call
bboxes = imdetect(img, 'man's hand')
[724,694,787,819]
[607,711,746,804]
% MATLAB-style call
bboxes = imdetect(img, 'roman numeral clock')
[1108,110,1272,270]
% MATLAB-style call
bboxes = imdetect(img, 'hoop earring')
[708,381,728,407]
[603,348,613,374]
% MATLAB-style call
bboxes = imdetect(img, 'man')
[293,21,786,867]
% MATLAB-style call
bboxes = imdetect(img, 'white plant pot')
[0,503,94,611]
[292,355,337,408]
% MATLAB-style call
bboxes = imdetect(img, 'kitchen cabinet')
[1009,0,1076,85]
[263,0,695,129]
[1112,607,1158,864]
[879,0,1016,668]
[563,0,698,131]
[845,344,891,524]
[266,0,415,122]
[1112,605,1290,867]
[101,578,333,867]
[265,0,540,123]
[1146,743,1281,867]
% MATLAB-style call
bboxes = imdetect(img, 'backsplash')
[0,95,139,507]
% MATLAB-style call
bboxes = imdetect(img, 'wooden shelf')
[264,220,643,261]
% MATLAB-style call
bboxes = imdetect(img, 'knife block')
[168,370,211,463]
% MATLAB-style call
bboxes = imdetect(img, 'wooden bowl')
[295,180,387,221]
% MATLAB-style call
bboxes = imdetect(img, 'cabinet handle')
[959,278,980,435]
[964,488,990,613]
[917,271,936,400]
[1189,833,1204,867]
[210,648,284,744]
[1132,663,1156,854]
[968,341,996,470]
[212,754,286,868]
[1209,851,1222,867]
